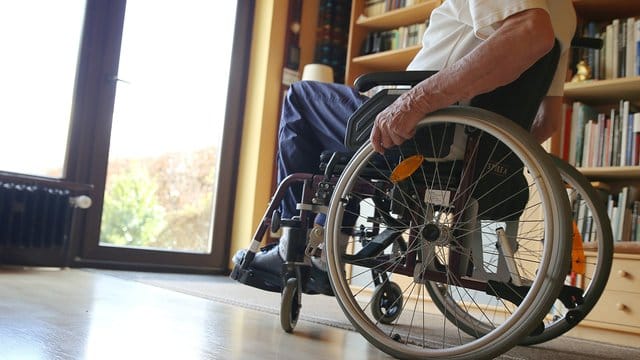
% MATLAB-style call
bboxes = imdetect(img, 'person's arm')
[370,8,555,153]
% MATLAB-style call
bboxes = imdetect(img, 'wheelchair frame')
[230,38,613,359]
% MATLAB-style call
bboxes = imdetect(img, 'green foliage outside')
[100,165,166,248]
[100,148,216,253]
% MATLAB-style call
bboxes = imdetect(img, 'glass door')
[72,0,249,271]
[100,1,237,254]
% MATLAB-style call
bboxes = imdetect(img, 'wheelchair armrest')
[353,71,437,92]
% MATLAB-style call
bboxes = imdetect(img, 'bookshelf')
[351,44,421,69]
[559,0,640,345]
[344,0,441,86]
[564,76,640,105]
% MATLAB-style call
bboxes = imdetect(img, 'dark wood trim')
[66,0,126,268]
[208,1,255,271]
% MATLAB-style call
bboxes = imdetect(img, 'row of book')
[363,0,430,17]
[558,101,640,168]
[572,185,640,243]
[575,17,640,80]
[361,21,428,55]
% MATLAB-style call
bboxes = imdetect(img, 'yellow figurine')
[571,60,591,82]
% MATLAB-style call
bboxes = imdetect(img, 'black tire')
[371,282,403,324]
[280,277,301,333]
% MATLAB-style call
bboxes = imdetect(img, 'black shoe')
[231,243,284,293]
[231,242,333,296]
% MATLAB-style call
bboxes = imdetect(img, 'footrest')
[230,264,283,293]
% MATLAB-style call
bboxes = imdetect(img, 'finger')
[370,124,383,154]
[380,131,395,150]
[388,128,406,146]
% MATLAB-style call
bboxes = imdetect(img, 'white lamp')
[301,63,334,83]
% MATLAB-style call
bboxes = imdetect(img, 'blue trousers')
[277,81,368,220]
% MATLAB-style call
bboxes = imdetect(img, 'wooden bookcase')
[344,0,441,86]
[342,0,640,345]
[560,0,640,345]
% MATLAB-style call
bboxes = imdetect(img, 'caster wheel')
[371,282,403,324]
[280,277,301,333]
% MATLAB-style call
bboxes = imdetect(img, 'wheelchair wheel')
[325,107,571,359]
[425,155,614,346]
[371,282,403,324]
[520,155,613,344]
[280,277,301,333]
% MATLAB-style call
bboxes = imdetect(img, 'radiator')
[0,182,78,249]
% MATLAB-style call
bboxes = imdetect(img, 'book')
[605,24,614,79]
[620,100,630,166]
[611,108,621,166]
[626,17,636,77]
[636,20,640,76]
[634,113,640,166]
[612,19,619,78]
[571,102,598,167]
[627,112,635,166]
[620,19,627,77]
[631,201,640,241]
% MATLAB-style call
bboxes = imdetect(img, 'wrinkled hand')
[370,91,429,153]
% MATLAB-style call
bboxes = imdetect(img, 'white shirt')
[407,0,577,96]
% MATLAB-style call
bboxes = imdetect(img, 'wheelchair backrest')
[469,40,561,131]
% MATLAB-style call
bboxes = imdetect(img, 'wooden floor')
[0,267,392,360]
[2,267,640,360]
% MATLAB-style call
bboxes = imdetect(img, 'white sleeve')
[469,0,549,39]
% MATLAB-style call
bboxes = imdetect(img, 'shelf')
[563,77,640,104]
[573,0,640,21]
[584,241,640,254]
[352,45,421,70]
[578,166,640,180]
[356,0,440,30]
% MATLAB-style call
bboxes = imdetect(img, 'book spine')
[626,18,636,77]
[603,116,612,167]
[612,108,620,166]
[620,100,629,166]
[612,19,619,78]
[632,201,640,241]
[636,20,640,76]
[605,24,614,79]
[627,112,635,166]
[622,20,628,77]
[632,112,640,165]
[596,113,605,167]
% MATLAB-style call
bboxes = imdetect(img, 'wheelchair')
[231,40,613,359]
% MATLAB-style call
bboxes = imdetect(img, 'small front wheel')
[371,282,403,324]
[280,277,301,333]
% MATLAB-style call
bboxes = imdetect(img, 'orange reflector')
[571,220,586,275]
[390,155,424,183]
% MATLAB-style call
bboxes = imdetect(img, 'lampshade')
[301,64,334,83]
